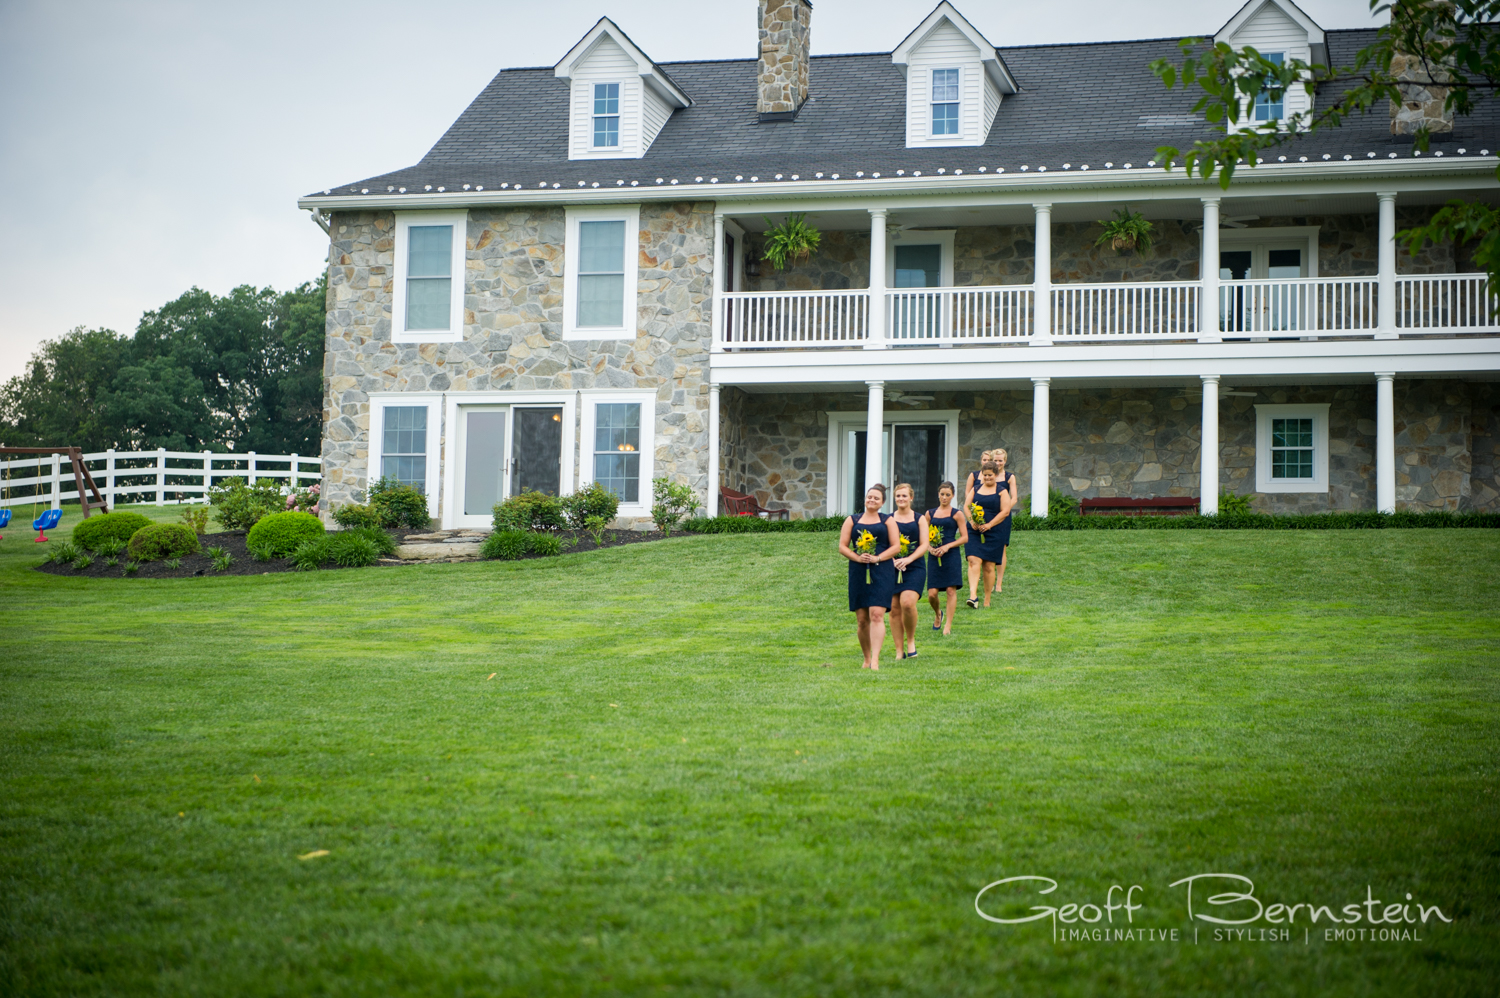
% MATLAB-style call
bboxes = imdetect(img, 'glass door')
[893,424,946,513]
[457,406,509,526]
[513,406,564,495]
[849,428,892,511]
[891,244,942,341]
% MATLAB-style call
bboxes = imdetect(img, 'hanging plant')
[761,213,822,270]
[1095,206,1156,256]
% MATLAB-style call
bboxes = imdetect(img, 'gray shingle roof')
[309,29,1500,197]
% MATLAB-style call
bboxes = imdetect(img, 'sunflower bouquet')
[927,523,944,566]
[896,532,912,583]
[854,528,878,584]
[969,502,987,545]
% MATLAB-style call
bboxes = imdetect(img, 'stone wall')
[738,208,1457,293]
[717,380,1495,518]
[320,202,715,525]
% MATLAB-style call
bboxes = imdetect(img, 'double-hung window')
[394,211,466,342]
[381,405,428,490]
[931,68,960,136]
[593,402,641,502]
[593,83,620,148]
[1255,403,1329,493]
[564,206,639,339]
[1254,52,1285,121]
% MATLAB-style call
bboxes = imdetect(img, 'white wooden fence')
[0,449,321,511]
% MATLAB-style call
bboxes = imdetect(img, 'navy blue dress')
[891,515,927,597]
[969,486,1006,565]
[925,507,963,591]
[993,472,1016,551]
[847,513,896,612]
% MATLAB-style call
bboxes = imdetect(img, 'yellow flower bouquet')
[897,532,912,583]
[969,502,986,545]
[854,528,877,584]
[927,523,944,566]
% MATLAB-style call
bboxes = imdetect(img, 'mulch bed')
[33,527,687,579]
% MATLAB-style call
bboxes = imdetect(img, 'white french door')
[452,404,566,528]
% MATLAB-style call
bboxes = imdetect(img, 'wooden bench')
[1078,496,1200,517]
[720,486,791,521]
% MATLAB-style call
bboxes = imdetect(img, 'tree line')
[0,277,326,455]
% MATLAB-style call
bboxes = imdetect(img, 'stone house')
[301,0,1500,527]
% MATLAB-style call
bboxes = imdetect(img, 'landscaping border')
[682,510,1500,533]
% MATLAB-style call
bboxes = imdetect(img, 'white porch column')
[1030,204,1053,346]
[1199,197,1222,343]
[1030,377,1051,516]
[1377,192,1398,339]
[1200,376,1220,515]
[866,208,888,349]
[711,212,726,353]
[707,384,721,516]
[865,380,884,491]
[1376,372,1396,512]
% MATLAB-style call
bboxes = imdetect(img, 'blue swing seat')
[0,508,10,539]
[33,508,62,541]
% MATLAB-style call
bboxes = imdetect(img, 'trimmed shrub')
[246,510,326,558]
[127,523,202,562]
[481,529,529,561]
[492,490,566,533]
[73,511,152,551]
[208,477,286,531]
[682,515,845,534]
[526,532,562,557]
[369,477,430,529]
[562,482,621,529]
[332,503,381,529]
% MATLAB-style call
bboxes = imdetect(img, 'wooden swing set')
[0,446,110,519]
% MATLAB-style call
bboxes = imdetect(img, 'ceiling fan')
[886,390,935,407]
[1180,388,1258,397]
[1220,214,1261,228]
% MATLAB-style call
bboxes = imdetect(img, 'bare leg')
[928,588,941,628]
[868,607,886,669]
[856,608,872,667]
[967,556,983,603]
[943,588,957,635]
[890,598,905,659]
[982,563,996,607]
[995,546,1007,593]
[902,592,919,653]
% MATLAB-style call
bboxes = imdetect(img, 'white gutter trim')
[297,157,1500,212]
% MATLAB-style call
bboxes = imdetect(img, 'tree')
[0,326,133,451]
[1151,0,1500,285]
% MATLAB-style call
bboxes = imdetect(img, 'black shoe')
[966,598,978,609]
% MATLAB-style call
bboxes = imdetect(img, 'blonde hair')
[994,448,1008,466]
[893,482,914,500]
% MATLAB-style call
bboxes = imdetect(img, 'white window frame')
[439,390,578,530]
[579,389,657,518]
[825,409,960,516]
[887,230,956,288]
[929,66,962,138]
[392,211,467,343]
[592,81,622,148]
[369,393,443,503]
[1255,403,1329,493]
[563,204,640,340]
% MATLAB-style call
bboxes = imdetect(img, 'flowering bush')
[285,483,321,513]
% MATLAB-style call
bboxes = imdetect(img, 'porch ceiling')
[727,188,1500,232]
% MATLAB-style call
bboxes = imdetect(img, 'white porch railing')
[721,289,868,347]
[1216,276,1379,335]
[1395,273,1500,333]
[0,448,320,511]
[1052,282,1200,340]
[716,273,1497,348]
[886,286,1034,343]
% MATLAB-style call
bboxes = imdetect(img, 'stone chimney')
[1389,4,1455,135]
[757,0,811,121]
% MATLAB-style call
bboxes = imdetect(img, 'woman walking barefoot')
[966,463,1014,609]
[925,481,968,636]
[888,483,930,661]
[839,484,900,670]
[991,448,1019,595]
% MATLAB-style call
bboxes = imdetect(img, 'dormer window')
[931,69,960,136]
[1254,53,1285,121]
[592,83,621,147]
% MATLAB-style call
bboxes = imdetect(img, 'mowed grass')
[1,505,1498,997]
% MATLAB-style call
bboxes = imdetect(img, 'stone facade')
[757,0,811,116]
[320,202,715,525]
[718,381,1495,518]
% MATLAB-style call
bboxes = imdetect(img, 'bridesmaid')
[991,448,1019,595]
[963,449,999,512]
[925,481,968,636]
[888,483,930,661]
[839,484,900,669]
[966,463,1014,609]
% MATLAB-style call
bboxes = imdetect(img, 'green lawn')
[1,505,1497,996]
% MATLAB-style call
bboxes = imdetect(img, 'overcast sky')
[0,0,1381,382]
